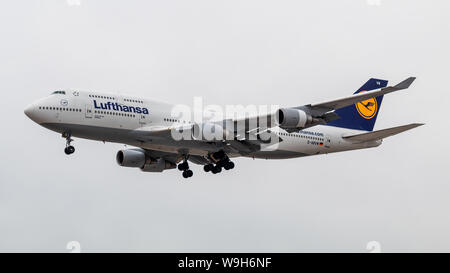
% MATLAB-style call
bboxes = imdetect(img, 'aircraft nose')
[24,103,39,123]
[24,104,33,118]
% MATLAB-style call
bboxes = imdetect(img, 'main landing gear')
[203,151,235,174]
[178,160,193,178]
[63,132,75,155]
[204,160,235,174]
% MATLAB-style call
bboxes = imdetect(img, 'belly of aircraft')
[42,122,314,159]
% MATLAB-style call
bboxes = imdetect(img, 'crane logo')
[355,91,378,119]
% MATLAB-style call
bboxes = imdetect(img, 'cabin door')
[139,113,147,126]
[85,104,93,118]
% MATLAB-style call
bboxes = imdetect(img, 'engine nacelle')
[140,159,176,172]
[116,148,176,172]
[191,122,233,141]
[277,108,313,129]
[116,148,146,168]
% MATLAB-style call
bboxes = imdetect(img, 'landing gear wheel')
[64,145,75,155]
[211,165,222,174]
[182,169,193,178]
[223,161,235,170]
[227,161,235,170]
[67,146,75,154]
[178,161,189,171]
[63,132,75,155]
[203,164,213,172]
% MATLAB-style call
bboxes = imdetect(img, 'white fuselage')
[24,90,381,160]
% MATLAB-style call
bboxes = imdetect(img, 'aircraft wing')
[132,77,418,148]
[142,148,181,164]
[130,123,275,155]
[139,148,211,166]
[133,112,280,142]
[295,77,416,116]
[131,125,188,139]
[131,125,175,138]
[342,123,424,143]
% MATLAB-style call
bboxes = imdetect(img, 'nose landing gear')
[64,146,75,155]
[63,132,75,155]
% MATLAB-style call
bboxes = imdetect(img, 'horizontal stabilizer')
[342,123,424,142]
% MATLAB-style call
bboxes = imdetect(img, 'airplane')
[24,77,423,178]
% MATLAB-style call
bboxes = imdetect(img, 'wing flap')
[342,123,424,142]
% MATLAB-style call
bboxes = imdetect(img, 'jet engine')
[116,148,146,168]
[116,148,176,172]
[277,108,314,129]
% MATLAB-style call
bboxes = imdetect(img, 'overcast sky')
[0,0,449,252]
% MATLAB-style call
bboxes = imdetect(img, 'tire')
[64,147,70,155]
[186,170,193,177]
[228,161,235,169]
[67,146,75,154]
[182,171,189,178]
[178,162,188,171]
[203,164,212,172]
[212,166,222,174]
[217,160,226,168]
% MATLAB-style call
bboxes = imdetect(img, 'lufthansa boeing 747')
[24,77,423,178]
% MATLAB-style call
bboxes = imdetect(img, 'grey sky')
[0,0,449,252]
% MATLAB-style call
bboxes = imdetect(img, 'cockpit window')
[51,90,66,95]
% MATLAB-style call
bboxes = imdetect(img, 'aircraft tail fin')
[325,78,388,131]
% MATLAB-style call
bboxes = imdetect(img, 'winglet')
[394,77,416,90]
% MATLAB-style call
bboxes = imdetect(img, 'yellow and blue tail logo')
[326,78,388,131]
[355,91,378,119]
